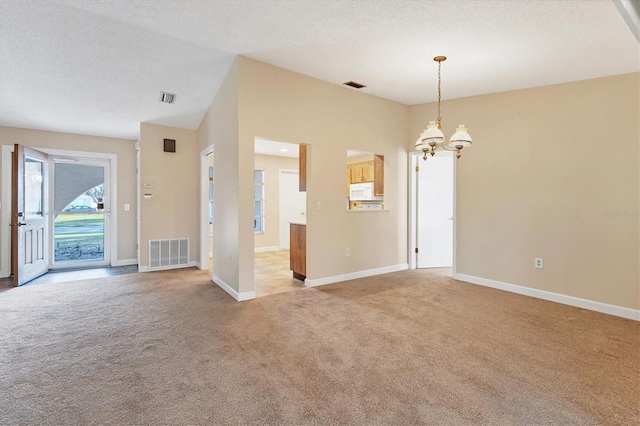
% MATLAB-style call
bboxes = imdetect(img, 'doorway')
[200,145,214,273]
[409,151,455,272]
[52,159,111,268]
[253,138,306,298]
[1,145,120,285]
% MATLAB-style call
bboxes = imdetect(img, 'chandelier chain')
[437,60,442,128]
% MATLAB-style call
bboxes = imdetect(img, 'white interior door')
[417,155,454,268]
[279,170,306,249]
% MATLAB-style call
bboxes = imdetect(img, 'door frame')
[408,151,457,273]
[200,144,214,272]
[0,146,119,278]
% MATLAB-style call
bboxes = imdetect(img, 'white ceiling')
[1,0,638,140]
[255,138,299,158]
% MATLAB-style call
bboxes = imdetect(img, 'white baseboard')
[213,274,256,301]
[139,261,198,273]
[254,246,281,253]
[453,273,640,321]
[305,263,408,288]
[111,258,137,267]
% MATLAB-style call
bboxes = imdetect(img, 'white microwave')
[350,182,382,201]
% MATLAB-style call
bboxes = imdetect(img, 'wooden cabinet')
[346,155,384,195]
[289,223,306,280]
[346,166,351,196]
[373,154,384,196]
[299,144,307,192]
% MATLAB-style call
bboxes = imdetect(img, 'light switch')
[124,204,130,211]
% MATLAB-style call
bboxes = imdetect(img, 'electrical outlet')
[345,248,350,256]
[124,203,130,211]
[535,258,543,269]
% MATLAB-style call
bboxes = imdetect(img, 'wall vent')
[343,81,366,89]
[160,92,176,104]
[149,238,189,269]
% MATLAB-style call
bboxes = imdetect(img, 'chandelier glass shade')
[415,56,472,160]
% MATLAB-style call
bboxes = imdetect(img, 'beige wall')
[409,73,640,310]
[237,56,409,293]
[138,123,197,268]
[197,60,240,287]
[0,126,137,268]
[254,154,300,249]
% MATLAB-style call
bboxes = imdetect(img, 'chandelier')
[415,56,472,160]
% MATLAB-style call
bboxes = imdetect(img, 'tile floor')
[0,265,139,290]
[254,250,304,298]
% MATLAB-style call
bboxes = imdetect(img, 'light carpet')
[1,268,638,425]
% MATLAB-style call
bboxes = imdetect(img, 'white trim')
[200,145,213,270]
[0,145,13,278]
[408,153,417,270]
[305,263,409,288]
[254,246,281,253]
[213,274,256,301]
[453,273,640,321]
[112,258,137,267]
[139,260,198,273]
[452,155,457,275]
[37,148,118,268]
[136,144,141,268]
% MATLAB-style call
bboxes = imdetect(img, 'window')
[254,170,265,232]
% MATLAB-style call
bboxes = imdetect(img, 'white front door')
[11,145,50,285]
[417,154,454,268]
[279,170,306,249]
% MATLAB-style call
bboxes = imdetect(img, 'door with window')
[11,145,49,285]
[52,159,110,267]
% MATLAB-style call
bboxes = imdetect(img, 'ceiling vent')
[160,92,176,104]
[343,81,366,89]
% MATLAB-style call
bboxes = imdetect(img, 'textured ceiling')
[1,0,638,140]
